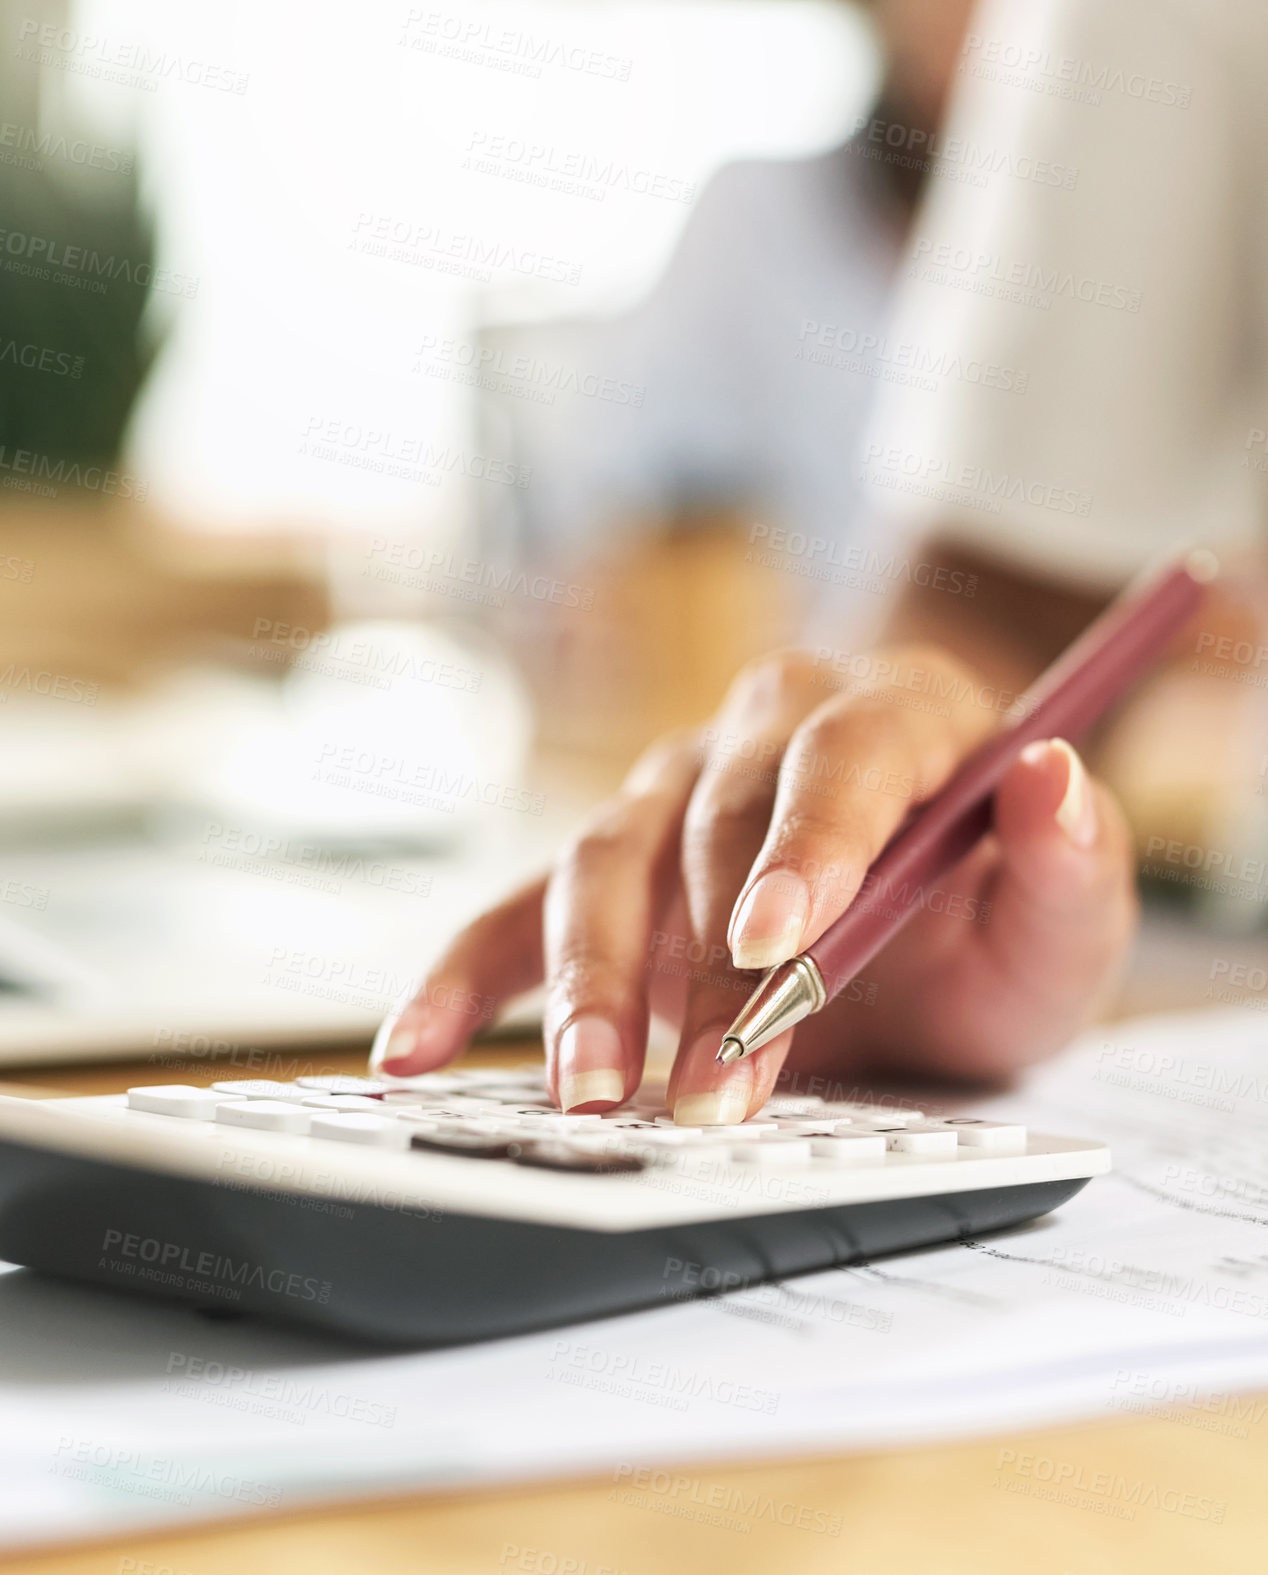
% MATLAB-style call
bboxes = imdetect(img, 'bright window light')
[58,0,879,534]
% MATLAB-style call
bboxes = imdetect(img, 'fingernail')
[674,1087,751,1126]
[1050,738,1097,849]
[729,869,811,971]
[557,1015,625,1111]
[672,1026,753,1125]
[370,1023,418,1074]
[371,1010,447,1075]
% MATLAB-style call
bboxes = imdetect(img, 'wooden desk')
[3,1037,1266,1575]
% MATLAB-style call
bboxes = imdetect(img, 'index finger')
[370,876,547,1076]
[728,646,1000,971]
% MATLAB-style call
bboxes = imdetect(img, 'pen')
[716,549,1216,1065]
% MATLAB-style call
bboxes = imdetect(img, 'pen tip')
[715,1037,746,1066]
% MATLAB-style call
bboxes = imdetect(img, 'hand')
[370,646,1138,1123]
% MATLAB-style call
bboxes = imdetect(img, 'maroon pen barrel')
[804,557,1209,1000]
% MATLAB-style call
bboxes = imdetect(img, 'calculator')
[0,1068,1109,1345]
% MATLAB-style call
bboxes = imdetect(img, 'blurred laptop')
[0,832,551,1068]
[0,672,557,1068]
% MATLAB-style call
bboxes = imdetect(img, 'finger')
[369,876,546,1076]
[727,646,998,971]
[543,731,701,1111]
[976,735,1138,1040]
[669,653,827,1123]
[864,736,1138,1080]
[669,1022,793,1127]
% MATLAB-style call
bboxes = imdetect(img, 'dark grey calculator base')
[0,1139,1088,1345]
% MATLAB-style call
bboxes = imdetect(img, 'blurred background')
[0,0,1264,1069]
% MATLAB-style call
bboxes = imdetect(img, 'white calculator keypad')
[123,1073,1023,1177]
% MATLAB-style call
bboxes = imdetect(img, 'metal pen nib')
[715,955,827,1063]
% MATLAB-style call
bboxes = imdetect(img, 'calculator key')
[215,1100,312,1134]
[943,1119,1028,1148]
[729,1137,812,1167]
[309,1114,410,1148]
[678,1122,780,1140]
[514,1140,646,1174]
[848,1117,928,1134]
[394,1093,495,1113]
[394,1073,467,1091]
[762,1097,825,1116]
[808,1134,887,1163]
[655,1127,744,1151]
[295,1076,387,1095]
[126,1085,229,1120]
[454,1119,528,1139]
[393,1107,477,1126]
[380,1075,467,1098]
[658,1115,779,1134]
[210,1079,309,1102]
[300,1095,385,1113]
[385,1104,477,1122]
[506,1126,576,1146]
[819,1103,923,1124]
[881,1125,959,1156]
[392,1119,454,1141]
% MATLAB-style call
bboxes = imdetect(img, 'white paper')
[3,1006,1267,1550]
